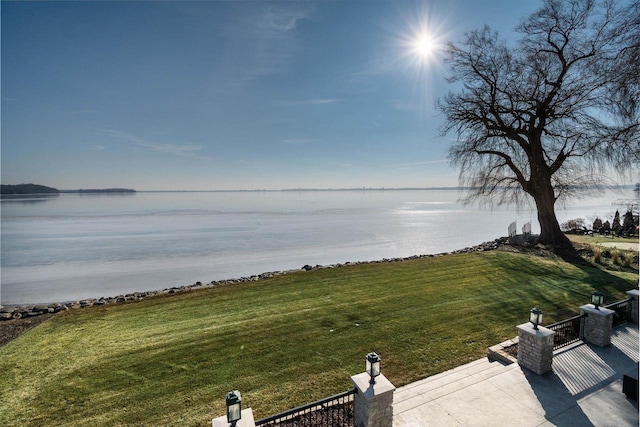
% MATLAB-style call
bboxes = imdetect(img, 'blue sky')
[2,0,541,191]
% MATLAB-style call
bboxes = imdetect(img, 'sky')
[1,0,543,191]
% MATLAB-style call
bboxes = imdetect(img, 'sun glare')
[411,31,441,63]
[396,3,451,72]
[415,34,434,58]
[390,4,452,97]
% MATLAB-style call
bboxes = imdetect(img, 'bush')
[561,218,585,233]
[623,252,634,268]
[611,250,621,265]
[594,247,603,264]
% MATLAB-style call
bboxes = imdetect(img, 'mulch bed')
[0,313,56,348]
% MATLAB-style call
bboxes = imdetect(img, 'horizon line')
[138,187,465,193]
[136,184,637,193]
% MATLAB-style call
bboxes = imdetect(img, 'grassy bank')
[0,250,636,426]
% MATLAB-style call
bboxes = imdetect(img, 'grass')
[0,250,636,426]
[568,234,639,251]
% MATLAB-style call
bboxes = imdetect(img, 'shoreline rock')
[0,237,513,320]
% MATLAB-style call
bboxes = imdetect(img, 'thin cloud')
[307,99,339,105]
[263,7,311,31]
[279,98,341,106]
[64,109,96,116]
[101,129,203,156]
[393,102,420,112]
[387,159,448,168]
[222,4,315,83]
[283,138,315,144]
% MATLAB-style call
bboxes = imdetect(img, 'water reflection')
[0,194,60,204]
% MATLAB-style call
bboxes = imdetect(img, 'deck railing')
[545,297,633,351]
[255,387,357,427]
[547,314,584,351]
[605,298,632,326]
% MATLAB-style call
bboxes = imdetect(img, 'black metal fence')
[545,297,633,351]
[605,298,632,326]
[255,387,357,427]
[547,314,584,351]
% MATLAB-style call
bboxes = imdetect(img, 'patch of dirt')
[0,313,56,347]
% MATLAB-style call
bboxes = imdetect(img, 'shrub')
[611,250,621,265]
[623,252,634,268]
[561,218,585,233]
[594,247,603,264]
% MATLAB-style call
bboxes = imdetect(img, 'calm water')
[0,189,632,304]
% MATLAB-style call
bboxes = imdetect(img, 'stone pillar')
[351,372,396,427]
[627,289,639,324]
[517,323,555,375]
[212,408,255,427]
[580,304,614,347]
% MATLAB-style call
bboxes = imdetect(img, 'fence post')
[580,304,614,347]
[212,409,256,427]
[627,289,639,324]
[351,372,395,427]
[517,323,555,375]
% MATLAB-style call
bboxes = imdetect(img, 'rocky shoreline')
[0,237,513,322]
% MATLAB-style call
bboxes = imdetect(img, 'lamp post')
[226,390,242,427]
[591,291,604,309]
[365,352,381,385]
[530,307,543,330]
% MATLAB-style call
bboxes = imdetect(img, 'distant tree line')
[60,188,136,194]
[1,184,135,195]
[562,209,639,237]
[0,184,59,194]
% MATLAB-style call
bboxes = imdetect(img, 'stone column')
[627,289,639,324]
[580,304,614,347]
[351,372,396,427]
[517,323,555,375]
[212,408,255,427]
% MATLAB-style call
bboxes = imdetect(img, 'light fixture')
[226,390,242,427]
[529,307,543,330]
[591,291,604,309]
[366,352,381,385]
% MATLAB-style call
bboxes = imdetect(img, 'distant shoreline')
[0,183,136,195]
[60,188,136,194]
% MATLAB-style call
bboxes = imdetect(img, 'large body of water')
[1,189,634,305]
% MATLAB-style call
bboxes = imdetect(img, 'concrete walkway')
[394,324,639,426]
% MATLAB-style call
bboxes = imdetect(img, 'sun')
[392,4,451,93]
[398,7,449,68]
[414,34,435,58]
[410,30,442,63]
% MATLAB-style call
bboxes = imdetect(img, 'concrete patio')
[394,324,639,426]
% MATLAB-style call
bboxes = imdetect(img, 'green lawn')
[0,250,636,426]
[568,234,639,249]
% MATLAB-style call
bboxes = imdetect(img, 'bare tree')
[438,0,639,250]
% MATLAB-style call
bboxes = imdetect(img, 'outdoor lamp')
[529,307,543,330]
[226,390,242,427]
[591,291,604,309]
[366,352,381,385]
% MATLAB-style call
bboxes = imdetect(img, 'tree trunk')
[531,178,572,250]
